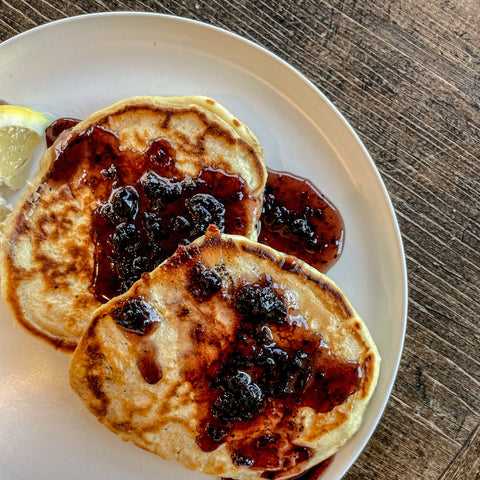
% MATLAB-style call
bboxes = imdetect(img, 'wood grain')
[440,423,480,480]
[1,0,479,478]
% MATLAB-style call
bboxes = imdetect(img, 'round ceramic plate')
[0,12,407,480]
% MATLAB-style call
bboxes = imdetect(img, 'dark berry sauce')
[48,125,253,302]
[188,263,223,301]
[112,297,155,334]
[259,169,344,273]
[111,298,162,384]
[43,114,349,478]
[45,117,80,147]
[136,338,163,385]
[185,276,360,479]
[44,113,345,302]
[221,455,333,480]
[289,456,333,480]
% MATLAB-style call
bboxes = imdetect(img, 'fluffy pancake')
[0,96,266,351]
[69,227,380,480]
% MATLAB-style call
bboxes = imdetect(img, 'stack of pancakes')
[0,96,380,480]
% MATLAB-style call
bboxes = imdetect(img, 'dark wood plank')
[439,423,480,480]
[345,397,459,479]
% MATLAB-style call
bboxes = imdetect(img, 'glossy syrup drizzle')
[47,124,252,301]
[259,169,344,273]
[45,118,344,301]
[222,456,334,480]
[45,117,80,147]
[183,276,360,479]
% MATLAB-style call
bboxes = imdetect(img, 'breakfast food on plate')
[0,96,266,351]
[0,95,380,478]
[69,227,380,480]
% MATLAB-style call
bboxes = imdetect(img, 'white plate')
[0,12,407,480]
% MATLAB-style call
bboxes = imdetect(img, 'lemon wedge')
[0,195,12,222]
[0,105,50,189]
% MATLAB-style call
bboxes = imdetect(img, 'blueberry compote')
[222,456,333,480]
[192,276,361,479]
[259,169,344,273]
[45,117,81,147]
[47,125,252,302]
[288,457,333,480]
[111,297,162,385]
[188,262,223,301]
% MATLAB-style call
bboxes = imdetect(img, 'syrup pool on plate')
[259,169,344,274]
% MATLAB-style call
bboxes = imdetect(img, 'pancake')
[69,226,380,480]
[0,96,266,351]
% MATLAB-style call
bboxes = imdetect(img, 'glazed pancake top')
[0,96,266,351]
[69,227,380,480]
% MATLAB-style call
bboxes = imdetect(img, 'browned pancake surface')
[69,227,380,480]
[0,96,266,351]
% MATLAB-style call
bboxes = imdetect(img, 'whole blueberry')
[109,186,139,221]
[110,222,140,254]
[186,193,225,235]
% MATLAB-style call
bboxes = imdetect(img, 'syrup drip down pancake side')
[0,96,266,351]
[69,227,380,480]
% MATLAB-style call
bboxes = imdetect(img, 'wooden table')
[1,1,479,479]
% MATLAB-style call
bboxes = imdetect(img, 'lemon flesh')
[0,195,12,222]
[0,105,50,189]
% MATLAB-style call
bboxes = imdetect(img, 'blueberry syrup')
[184,276,360,479]
[45,117,80,147]
[47,125,253,302]
[110,297,162,384]
[222,455,333,480]
[259,169,344,273]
